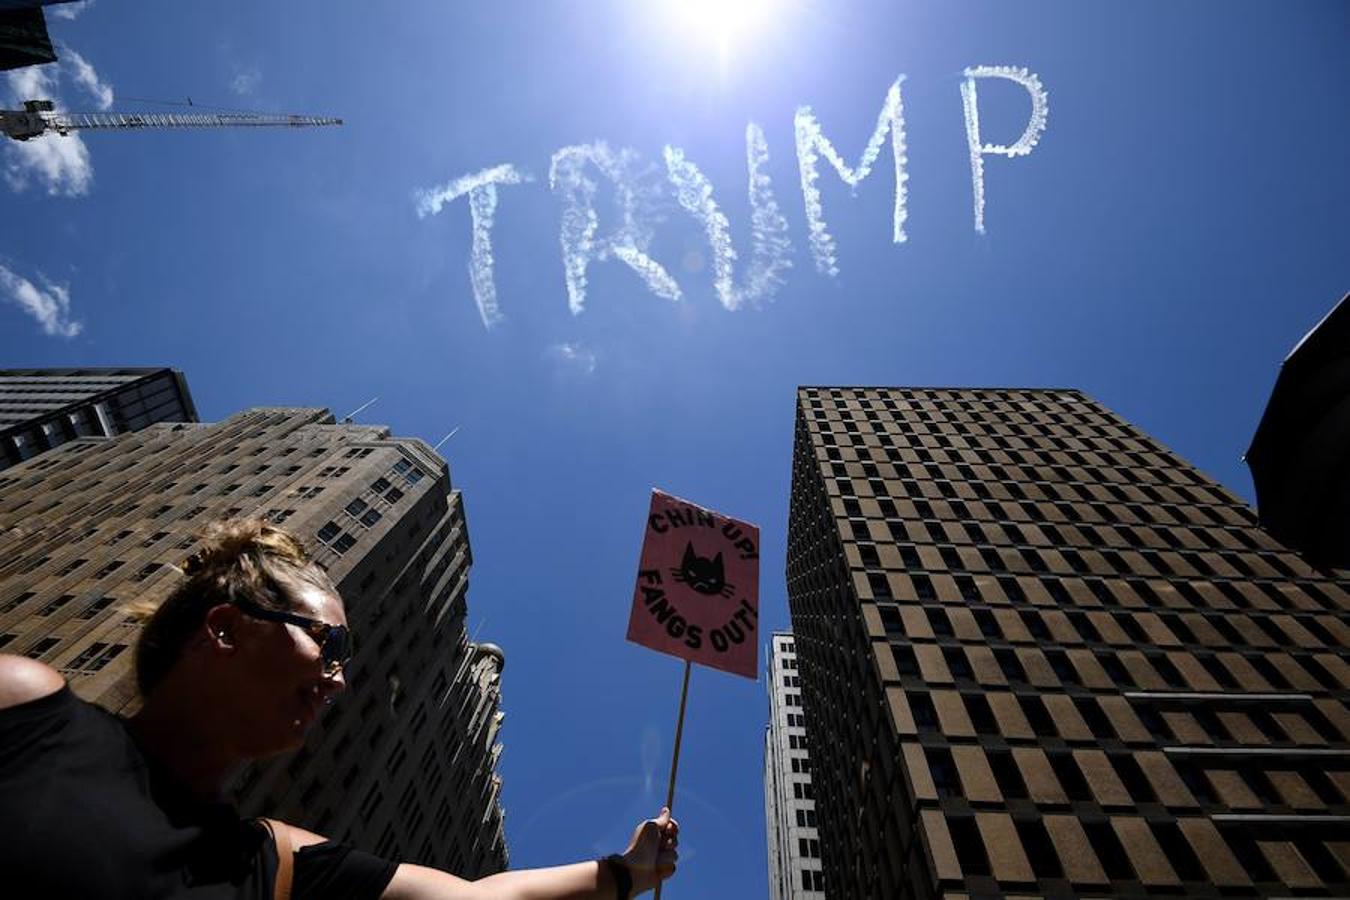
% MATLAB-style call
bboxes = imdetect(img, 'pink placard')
[626,489,760,680]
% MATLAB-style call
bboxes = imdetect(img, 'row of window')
[936,810,1344,887]
[896,687,1341,747]
[12,554,163,586]
[834,458,1228,506]
[850,558,1339,615]
[815,429,1180,477]
[842,481,1251,530]
[808,408,1158,452]
[316,522,358,555]
[801,430,1190,494]
[803,387,1096,418]
[810,425,1163,466]
[858,498,1268,555]
[877,601,1343,657]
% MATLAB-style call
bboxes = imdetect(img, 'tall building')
[0,0,76,71]
[786,386,1350,899]
[0,367,198,470]
[764,631,826,900]
[1247,292,1350,569]
[0,407,507,875]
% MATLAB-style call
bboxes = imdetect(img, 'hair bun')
[177,519,313,579]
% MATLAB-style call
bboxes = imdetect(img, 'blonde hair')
[131,519,338,695]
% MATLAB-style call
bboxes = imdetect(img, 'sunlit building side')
[787,386,1350,899]
[764,631,826,899]
[0,407,507,875]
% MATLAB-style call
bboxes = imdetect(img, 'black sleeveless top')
[0,685,398,898]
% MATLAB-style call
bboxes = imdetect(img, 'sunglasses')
[231,596,353,678]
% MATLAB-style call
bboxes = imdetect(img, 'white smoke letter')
[961,66,1049,234]
[549,142,682,315]
[794,76,909,277]
[414,164,530,329]
[663,123,793,311]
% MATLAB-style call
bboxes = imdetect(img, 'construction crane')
[0,99,341,141]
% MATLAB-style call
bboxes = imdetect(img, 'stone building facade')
[764,631,827,900]
[0,367,197,470]
[0,407,507,875]
[786,386,1350,898]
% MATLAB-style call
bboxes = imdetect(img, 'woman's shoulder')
[0,654,65,711]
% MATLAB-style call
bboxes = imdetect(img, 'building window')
[0,592,33,614]
[317,521,341,543]
[78,596,116,620]
[38,595,74,617]
[132,564,161,583]
[68,642,108,670]
[925,748,960,798]
[24,637,59,660]
[55,559,86,577]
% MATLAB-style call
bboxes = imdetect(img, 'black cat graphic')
[671,542,736,598]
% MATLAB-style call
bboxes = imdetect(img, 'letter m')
[794,76,909,277]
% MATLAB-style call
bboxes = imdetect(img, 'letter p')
[960,66,1049,234]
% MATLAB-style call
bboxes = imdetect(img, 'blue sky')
[3,1,1348,894]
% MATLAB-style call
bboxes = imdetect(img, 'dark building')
[786,386,1350,899]
[1247,292,1350,571]
[0,1,78,71]
[0,407,507,874]
[0,367,198,470]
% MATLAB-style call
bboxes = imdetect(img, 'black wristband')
[601,854,632,900]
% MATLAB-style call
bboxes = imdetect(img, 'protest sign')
[626,489,760,679]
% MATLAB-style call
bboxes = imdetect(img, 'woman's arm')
[381,808,679,900]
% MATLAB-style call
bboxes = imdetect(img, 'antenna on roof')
[432,425,461,452]
[341,396,379,424]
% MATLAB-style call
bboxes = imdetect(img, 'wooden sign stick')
[653,659,691,900]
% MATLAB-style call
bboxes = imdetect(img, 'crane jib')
[0,103,341,141]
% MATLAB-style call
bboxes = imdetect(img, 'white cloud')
[547,341,597,375]
[0,265,82,338]
[8,63,54,103]
[549,142,682,315]
[230,66,262,96]
[961,66,1050,234]
[48,0,93,20]
[794,76,909,276]
[3,49,115,197]
[663,121,792,311]
[3,122,93,196]
[64,49,113,109]
[414,164,532,329]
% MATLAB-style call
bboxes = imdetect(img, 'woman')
[0,520,678,898]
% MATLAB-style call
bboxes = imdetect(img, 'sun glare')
[665,0,778,67]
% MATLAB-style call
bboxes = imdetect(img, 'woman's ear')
[203,604,245,652]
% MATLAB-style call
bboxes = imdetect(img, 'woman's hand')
[620,808,679,894]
